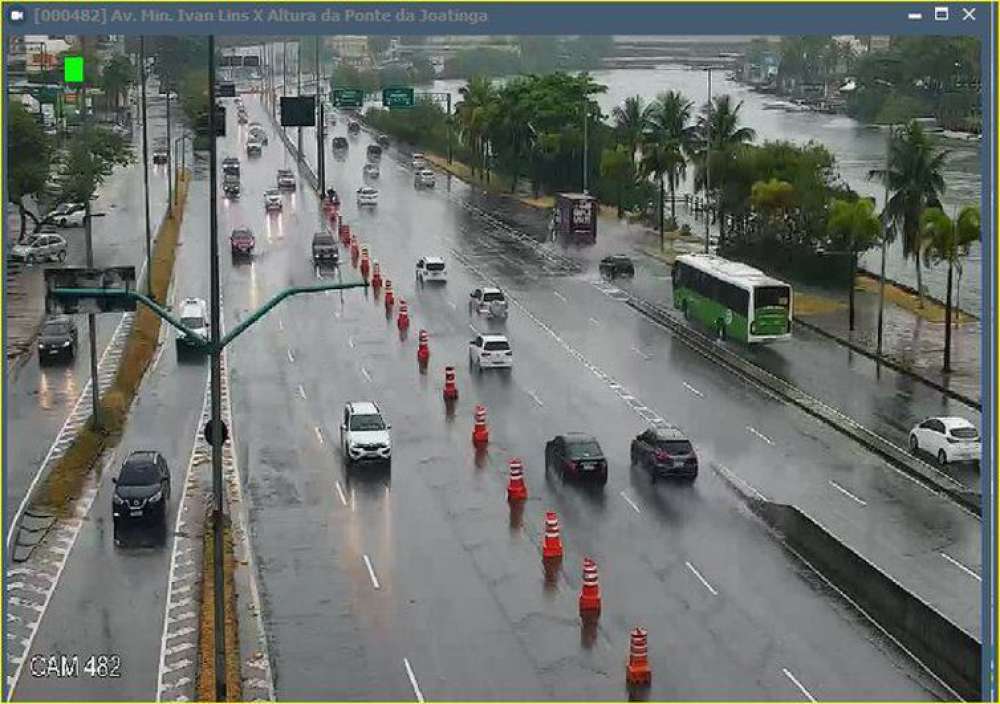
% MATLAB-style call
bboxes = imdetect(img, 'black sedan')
[152,148,169,165]
[112,450,172,539]
[37,316,78,362]
[599,254,635,280]
[630,425,698,480]
[545,433,608,486]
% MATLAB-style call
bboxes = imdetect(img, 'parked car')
[363,163,380,179]
[47,202,86,228]
[230,227,255,257]
[545,433,608,486]
[630,425,698,480]
[909,417,981,467]
[312,231,339,263]
[152,148,169,164]
[112,451,171,534]
[416,256,447,284]
[37,316,78,362]
[276,168,296,190]
[414,169,436,189]
[264,189,283,212]
[469,287,508,318]
[9,233,67,263]
[411,152,427,169]
[340,401,391,467]
[357,186,378,207]
[468,333,513,372]
[176,297,209,353]
[599,254,635,279]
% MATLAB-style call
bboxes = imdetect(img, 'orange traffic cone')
[579,557,601,615]
[371,262,382,291]
[384,280,394,309]
[350,238,360,266]
[397,300,410,331]
[626,627,652,686]
[416,329,430,365]
[506,458,527,501]
[542,511,563,559]
[442,366,458,401]
[339,222,351,245]
[360,248,370,281]
[471,404,489,446]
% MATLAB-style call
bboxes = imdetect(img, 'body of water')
[424,66,985,314]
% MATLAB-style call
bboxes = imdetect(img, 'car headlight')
[148,490,163,503]
[61,340,71,347]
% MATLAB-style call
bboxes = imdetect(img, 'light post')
[83,203,106,427]
[173,133,191,207]
[582,99,589,194]
[139,36,153,298]
[166,82,173,216]
[704,66,712,254]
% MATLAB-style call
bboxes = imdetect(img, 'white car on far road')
[468,333,513,372]
[357,186,378,207]
[416,256,447,284]
[909,416,981,467]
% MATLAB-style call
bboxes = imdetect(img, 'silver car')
[10,233,68,263]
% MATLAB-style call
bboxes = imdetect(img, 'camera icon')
[9,7,26,22]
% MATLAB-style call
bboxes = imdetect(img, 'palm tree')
[612,95,648,171]
[600,145,633,219]
[645,91,694,226]
[639,139,677,250]
[868,121,950,307]
[693,95,756,244]
[921,206,980,372]
[827,197,882,331]
[455,76,496,179]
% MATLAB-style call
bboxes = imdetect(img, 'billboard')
[45,266,137,315]
[280,96,315,127]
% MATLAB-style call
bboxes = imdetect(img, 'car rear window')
[120,463,159,486]
[350,414,385,431]
[483,291,504,302]
[313,235,335,246]
[656,440,693,454]
[567,440,602,459]
[181,315,205,329]
[950,427,979,440]
[42,321,70,335]
[483,340,510,351]
[426,262,445,271]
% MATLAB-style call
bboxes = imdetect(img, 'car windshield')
[950,427,979,440]
[314,235,335,246]
[350,413,385,431]
[655,440,693,454]
[42,321,70,335]
[567,440,602,459]
[484,340,510,351]
[181,315,205,329]
[426,261,445,271]
[22,236,40,247]
[483,292,505,302]
[119,462,159,486]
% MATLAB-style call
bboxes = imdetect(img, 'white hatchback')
[469,333,513,371]
[416,256,447,283]
[909,416,981,466]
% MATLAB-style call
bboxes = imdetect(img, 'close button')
[962,7,976,20]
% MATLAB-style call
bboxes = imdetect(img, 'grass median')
[196,514,242,702]
[36,171,191,514]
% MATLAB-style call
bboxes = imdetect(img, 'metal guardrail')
[627,296,982,516]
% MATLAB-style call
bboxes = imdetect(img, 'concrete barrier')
[713,464,981,700]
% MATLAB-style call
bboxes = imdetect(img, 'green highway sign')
[64,56,84,84]
[332,88,364,108]
[382,87,414,109]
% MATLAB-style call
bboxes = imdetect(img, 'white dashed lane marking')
[362,554,381,590]
[940,552,981,581]
[685,561,719,596]
[746,426,774,446]
[828,480,867,506]
[619,490,641,514]
[553,290,567,302]
[782,668,817,702]
[403,658,424,703]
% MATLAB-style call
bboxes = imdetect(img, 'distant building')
[327,35,370,67]
[833,35,890,54]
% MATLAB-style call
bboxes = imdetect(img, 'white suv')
[10,233,68,263]
[469,334,513,371]
[411,153,427,169]
[414,169,435,188]
[416,256,447,284]
[340,401,392,466]
[176,297,209,351]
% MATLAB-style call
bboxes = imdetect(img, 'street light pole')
[207,34,227,703]
[139,36,153,297]
[297,40,303,158]
[704,67,712,254]
[446,92,453,164]
[173,133,190,205]
[166,83,173,216]
[582,100,589,194]
[315,36,326,195]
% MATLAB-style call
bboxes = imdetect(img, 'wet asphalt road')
[11,165,211,701]
[5,100,173,539]
[216,93,969,699]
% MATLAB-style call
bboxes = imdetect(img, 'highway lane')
[10,170,210,702]
[309,119,981,639]
[221,94,948,699]
[6,104,174,539]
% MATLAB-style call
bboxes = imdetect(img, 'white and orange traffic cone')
[471,404,489,446]
[442,366,458,401]
[371,261,382,291]
[625,627,652,686]
[397,300,410,331]
[542,511,563,559]
[384,280,394,309]
[416,329,430,366]
[579,557,601,615]
[359,248,370,281]
[507,458,527,501]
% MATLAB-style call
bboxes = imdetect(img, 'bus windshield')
[755,286,790,308]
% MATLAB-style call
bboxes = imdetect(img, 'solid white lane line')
[553,290,567,302]
[350,486,356,512]
[631,345,651,361]
[940,552,981,581]
[362,554,381,590]
[361,367,372,383]
[297,385,307,400]
[619,490,641,514]
[287,348,295,363]
[685,561,718,596]
[334,481,348,507]
[527,390,544,407]
[746,426,774,445]
[683,382,704,398]
[828,480,867,506]
[403,658,425,703]
[314,427,324,444]
[782,668,817,702]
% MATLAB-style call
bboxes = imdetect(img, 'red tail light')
[655,450,669,461]
[563,460,577,473]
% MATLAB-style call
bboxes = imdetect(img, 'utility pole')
[297,40,303,158]
[282,41,288,142]
[704,67,712,254]
[315,36,325,195]
[166,82,173,216]
[446,93,453,164]
[139,36,153,297]
[207,34,227,703]
[582,100,589,194]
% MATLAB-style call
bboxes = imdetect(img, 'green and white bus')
[671,254,793,344]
